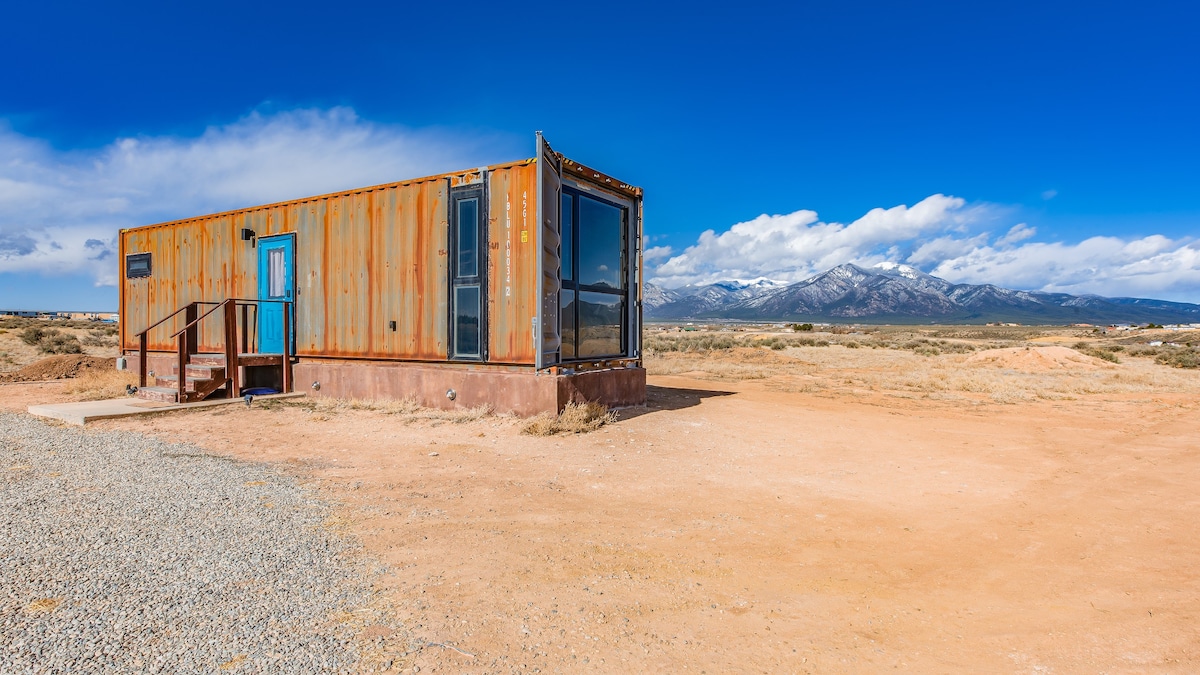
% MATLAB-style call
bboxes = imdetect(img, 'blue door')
[257,235,294,354]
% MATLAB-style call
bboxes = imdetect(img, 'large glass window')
[577,292,623,357]
[451,187,485,360]
[577,197,622,288]
[560,186,627,359]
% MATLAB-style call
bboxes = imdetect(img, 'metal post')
[224,301,238,399]
[184,303,198,357]
[240,303,249,355]
[138,333,148,388]
[176,333,187,402]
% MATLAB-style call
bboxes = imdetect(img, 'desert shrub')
[38,331,83,354]
[521,401,615,436]
[19,326,83,354]
[844,340,861,349]
[791,323,814,332]
[0,318,35,330]
[81,329,118,347]
[20,326,47,345]
[1156,349,1200,369]
[1070,344,1120,363]
[645,334,738,353]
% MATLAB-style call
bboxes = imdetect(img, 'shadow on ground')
[617,384,735,420]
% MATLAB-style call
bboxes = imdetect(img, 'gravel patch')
[0,411,378,673]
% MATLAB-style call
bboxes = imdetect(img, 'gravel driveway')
[0,411,375,673]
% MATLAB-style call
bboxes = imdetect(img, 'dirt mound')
[0,355,116,382]
[965,345,1112,372]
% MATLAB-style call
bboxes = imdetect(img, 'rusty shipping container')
[118,134,645,414]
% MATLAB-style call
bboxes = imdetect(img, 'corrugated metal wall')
[120,160,540,365]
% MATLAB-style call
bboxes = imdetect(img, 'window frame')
[560,184,629,360]
[125,252,152,279]
[448,184,487,361]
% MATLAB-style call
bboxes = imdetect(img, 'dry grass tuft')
[66,369,139,401]
[24,598,62,614]
[266,396,493,424]
[522,401,615,436]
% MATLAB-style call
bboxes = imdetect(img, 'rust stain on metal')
[118,154,636,368]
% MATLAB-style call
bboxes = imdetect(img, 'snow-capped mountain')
[643,278,788,318]
[644,263,1200,324]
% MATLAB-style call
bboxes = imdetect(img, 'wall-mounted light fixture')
[241,228,257,247]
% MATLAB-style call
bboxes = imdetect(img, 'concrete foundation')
[126,353,646,416]
[294,360,645,417]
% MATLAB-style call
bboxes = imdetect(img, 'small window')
[126,253,151,279]
[457,198,479,278]
[454,285,481,358]
[268,248,286,298]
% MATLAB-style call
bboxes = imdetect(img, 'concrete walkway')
[28,392,305,425]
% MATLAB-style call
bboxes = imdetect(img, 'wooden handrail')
[136,298,295,397]
[170,299,230,339]
[133,303,196,339]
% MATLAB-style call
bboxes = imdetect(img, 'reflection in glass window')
[454,285,481,358]
[268,248,286,298]
[576,291,623,358]
[561,193,574,281]
[560,290,576,360]
[559,186,629,362]
[577,197,622,288]
[457,198,478,278]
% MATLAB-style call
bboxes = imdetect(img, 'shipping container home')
[118,134,645,414]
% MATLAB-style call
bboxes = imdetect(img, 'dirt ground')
[4,336,1200,673]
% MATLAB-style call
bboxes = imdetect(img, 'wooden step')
[154,374,214,393]
[237,353,284,367]
[137,386,181,403]
[186,353,283,367]
[184,364,226,380]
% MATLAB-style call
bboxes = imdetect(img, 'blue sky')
[2,0,1198,309]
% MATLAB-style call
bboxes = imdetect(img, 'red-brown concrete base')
[295,360,645,417]
[127,353,645,416]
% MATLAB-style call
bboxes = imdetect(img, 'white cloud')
[643,245,673,261]
[0,109,517,286]
[650,196,1200,302]
[1042,189,1058,200]
[995,223,1036,247]
[929,235,1200,299]
[651,194,976,287]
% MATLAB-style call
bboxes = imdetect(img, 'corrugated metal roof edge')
[558,154,644,199]
[120,157,537,233]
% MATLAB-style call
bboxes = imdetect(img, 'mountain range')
[644,263,1200,325]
